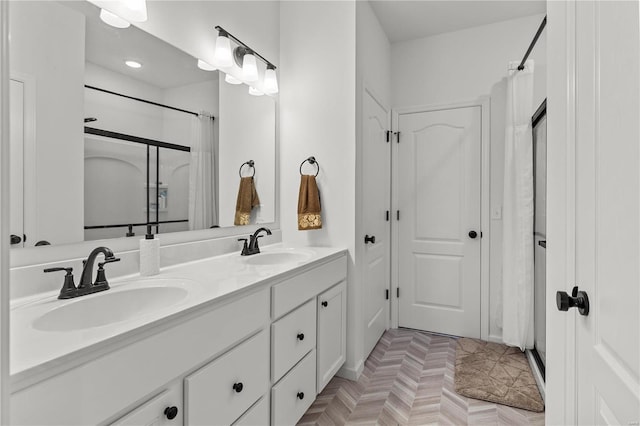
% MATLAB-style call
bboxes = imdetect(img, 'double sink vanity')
[10,242,347,425]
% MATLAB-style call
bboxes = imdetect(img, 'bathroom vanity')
[9,245,347,425]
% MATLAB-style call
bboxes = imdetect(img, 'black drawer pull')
[297,392,305,400]
[164,406,178,420]
[232,382,244,393]
[321,301,328,307]
[297,333,305,341]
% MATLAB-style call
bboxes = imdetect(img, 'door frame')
[390,97,491,341]
[545,1,576,423]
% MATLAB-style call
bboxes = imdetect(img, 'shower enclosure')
[532,99,547,378]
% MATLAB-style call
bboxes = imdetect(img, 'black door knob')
[556,286,589,316]
[297,392,305,400]
[233,382,244,393]
[297,333,305,341]
[321,301,328,307]
[164,406,178,420]
[468,230,478,239]
[364,235,376,244]
[10,234,21,245]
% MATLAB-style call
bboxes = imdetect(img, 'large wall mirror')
[8,1,276,250]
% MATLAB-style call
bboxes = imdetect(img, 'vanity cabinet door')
[316,280,347,393]
[184,330,269,426]
[110,385,183,426]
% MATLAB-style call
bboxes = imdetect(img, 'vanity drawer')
[271,299,316,382]
[271,254,347,319]
[111,385,183,426]
[185,330,269,426]
[232,396,269,426]
[271,349,316,426]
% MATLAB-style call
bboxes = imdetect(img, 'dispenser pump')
[140,225,159,276]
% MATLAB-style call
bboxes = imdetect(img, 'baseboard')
[487,334,503,344]
[336,358,364,381]
[526,349,546,402]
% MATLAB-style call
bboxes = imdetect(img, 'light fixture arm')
[215,25,276,70]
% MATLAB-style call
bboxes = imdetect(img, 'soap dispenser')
[140,225,160,276]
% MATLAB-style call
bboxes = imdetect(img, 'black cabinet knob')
[297,333,305,341]
[10,234,21,245]
[321,301,328,308]
[233,382,244,393]
[364,234,376,244]
[164,406,178,420]
[297,392,305,400]
[556,286,590,316]
[468,230,478,239]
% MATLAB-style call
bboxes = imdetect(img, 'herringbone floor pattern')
[299,328,545,425]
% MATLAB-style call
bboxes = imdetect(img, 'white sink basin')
[32,280,192,332]
[244,250,313,266]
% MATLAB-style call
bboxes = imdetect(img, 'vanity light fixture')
[238,49,259,82]
[89,0,147,24]
[214,26,278,94]
[197,59,217,71]
[248,86,264,96]
[212,29,233,68]
[263,65,279,94]
[99,9,130,28]
[125,60,142,69]
[225,74,243,85]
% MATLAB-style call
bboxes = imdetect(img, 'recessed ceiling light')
[125,60,142,69]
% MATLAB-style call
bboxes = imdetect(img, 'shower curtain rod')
[517,15,547,71]
[84,85,215,119]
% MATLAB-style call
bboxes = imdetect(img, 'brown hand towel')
[235,177,260,226]
[298,174,322,230]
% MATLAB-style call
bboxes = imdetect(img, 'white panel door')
[397,106,481,338]
[570,1,640,423]
[9,79,24,248]
[362,89,390,357]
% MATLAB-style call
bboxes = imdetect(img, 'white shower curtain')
[188,112,217,230]
[501,60,535,350]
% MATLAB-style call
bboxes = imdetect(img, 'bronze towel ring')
[299,156,319,177]
[239,160,255,178]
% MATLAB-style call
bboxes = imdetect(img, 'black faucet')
[239,227,272,256]
[44,246,120,299]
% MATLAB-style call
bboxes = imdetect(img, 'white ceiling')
[61,1,217,89]
[369,0,546,43]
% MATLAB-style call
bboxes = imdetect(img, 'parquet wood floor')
[299,328,545,425]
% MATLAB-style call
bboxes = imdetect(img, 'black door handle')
[556,286,589,316]
[10,234,21,245]
[468,230,478,239]
[364,235,376,244]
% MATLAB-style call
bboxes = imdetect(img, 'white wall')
[391,14,547,341]
[279,0,357,369]
[9,1,85,246]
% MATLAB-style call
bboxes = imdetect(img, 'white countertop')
[10,244,346,387]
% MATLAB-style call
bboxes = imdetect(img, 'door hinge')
[385,289,389,300]
[386,210,390,221]
[396,210,400,221]
[395,131,401,143]
[386,130,391,143]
